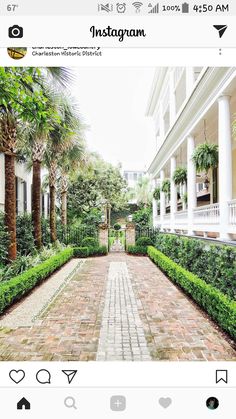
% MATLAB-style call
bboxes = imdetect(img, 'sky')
[70,67,156,172]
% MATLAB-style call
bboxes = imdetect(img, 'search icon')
[64,396,77,410]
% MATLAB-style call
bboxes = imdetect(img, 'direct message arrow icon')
[62,370,77,384]
[213,25,228,38]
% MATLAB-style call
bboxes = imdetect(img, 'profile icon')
[7,47,27,60]
[206,397,219,410]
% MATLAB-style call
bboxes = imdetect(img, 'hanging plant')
[161,179,171,199]
[172,167,187,186]
[192,143,218,173]
[153,187,160,201]
[182,192,188,204]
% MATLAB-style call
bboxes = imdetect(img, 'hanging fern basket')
[153,187,160,201]
[172,167,187,186]
[161,179,171,200]
[192,143,219,173]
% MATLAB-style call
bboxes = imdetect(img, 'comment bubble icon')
[36,369,51,385]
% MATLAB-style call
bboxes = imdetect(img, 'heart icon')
[159,397,172,409]
[9,369,25,384]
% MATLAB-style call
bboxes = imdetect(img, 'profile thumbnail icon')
[206,397,219,410]
[7,47,27,60]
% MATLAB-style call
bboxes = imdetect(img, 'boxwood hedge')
[127,245,148,256]
[148,246,236,340]
[0,248,73,314]
[155,234,236,300]
[73,246,108,257]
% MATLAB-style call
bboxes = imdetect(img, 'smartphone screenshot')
[0,0,235,417]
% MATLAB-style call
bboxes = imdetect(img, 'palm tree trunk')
[32,160,42,249]
[61,191,67,226]
[50,185,57,242]
[4,153,17,260]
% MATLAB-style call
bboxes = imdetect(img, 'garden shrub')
[73,247,89,258]
[136,236,153,247]
[73,245,108,257]
[0,248,73,314]
[148,246,236,340]
[16,214,35,256]
[0,212,9,266]
[94,245,108,256]
[41,217,51,246]
[81,237,99,248]
[132,207,152,228]
[88,245,108,256]
[113,223,121,231]
[155,234,236,300]
[0,243,66,282]
[127,245,148,255]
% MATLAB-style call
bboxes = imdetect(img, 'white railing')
[162,213,171,225]
[193,203,220,224]
[229,199,236,225]
[174,210,188,224]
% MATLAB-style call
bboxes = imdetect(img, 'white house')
[0,153,49,217]
[123,170,145,189]
[147,67,236,241]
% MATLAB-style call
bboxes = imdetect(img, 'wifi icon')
[132,2,143,12]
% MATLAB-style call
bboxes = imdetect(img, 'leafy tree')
[133,207,152,228]
[67,155,128,224]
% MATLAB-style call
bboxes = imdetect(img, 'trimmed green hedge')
[73,247,89,258]
[73,246,108,257]
[0,248,74,314]
[127,245,148,256]
[155,234,236,300]
[136,236,153,247]
[148,246,236,340]
[81,237,98,248]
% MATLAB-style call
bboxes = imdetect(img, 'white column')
[186,67,195,97]
[152,178,158,227]
[182,182,187,210]
[170,156,177,231]
[160,169,165,229]
[218,95,232,240]
[187,135,197,235]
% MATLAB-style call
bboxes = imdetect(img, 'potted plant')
[183,192,188,205]
[172,167,187,186]
[192,143,218,190]
[153,186,160,201]
[161,179,171,200]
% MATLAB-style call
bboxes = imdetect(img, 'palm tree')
[135,176,152,208]
[59,140,85,226]
[0,68,37,260]
[45,95,85,239]
[23,68,73,248]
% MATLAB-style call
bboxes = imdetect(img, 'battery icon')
[182,2,189,13]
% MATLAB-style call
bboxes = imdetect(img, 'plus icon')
[110,395,126,411]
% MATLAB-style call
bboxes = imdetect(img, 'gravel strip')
[0,259,85,328]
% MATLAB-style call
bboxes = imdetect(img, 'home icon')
[17,397,31,410]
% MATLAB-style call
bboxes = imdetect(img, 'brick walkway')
[0,253,235,361]
[96,262,151,360]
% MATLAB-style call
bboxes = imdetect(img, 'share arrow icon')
[213,25,228,38]
[62,370,78,384]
